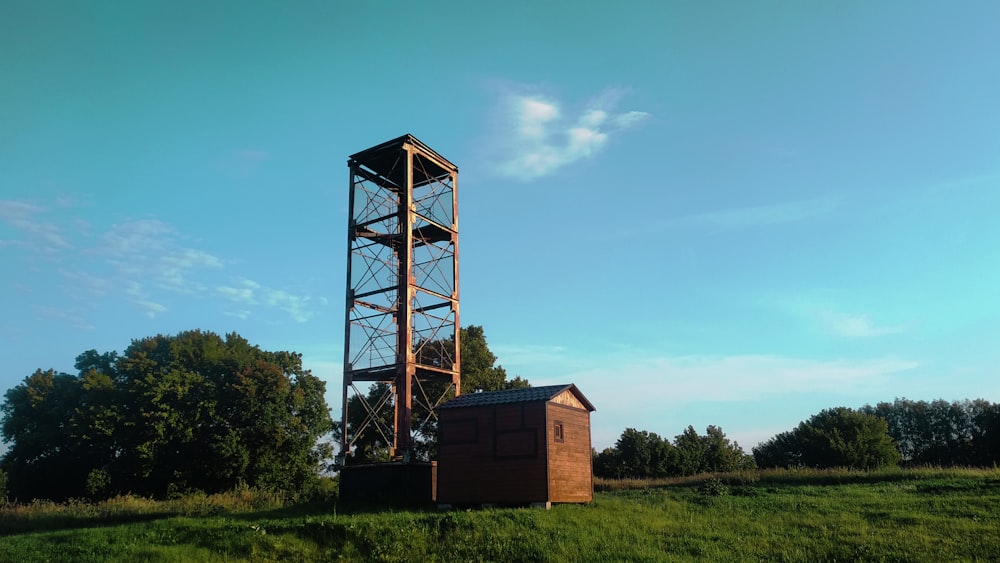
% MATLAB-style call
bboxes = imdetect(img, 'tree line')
[596,398,1000,478]
[593,426,756,478]
[1,325,521,501]
[754,399,1000,469]
[861,398,1000,466]
[5,322,999,501]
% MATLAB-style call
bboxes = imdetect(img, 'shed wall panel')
[437,402,550,504]
[546,403,593,503]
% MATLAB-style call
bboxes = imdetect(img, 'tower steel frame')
[341,134,460,463]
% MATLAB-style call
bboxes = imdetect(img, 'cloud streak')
[818,309,907,338]
[774,294,908,339]
[534,353,918,404]
[96,219,224,312]
[216,278,318,323]
[3,198,323,325]
[494,86,650,180]
[689,198,840,229]
[529,351,919,449]
[0,200,72,253]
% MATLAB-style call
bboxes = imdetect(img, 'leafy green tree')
[752,430,801,468]
[333,383,395,465]
[673,426,708,476]
[592,447,625,479]
[594,425,752,479]
[1,369,87,500]
[502,375,532,390]
[973,401,1000,465]
[612,428,674,478]
[460,325,511,393]
[112,331,332,496]
[861,398,996,466]
[699,425,757,473]
[755,407,900,470]
[1,330,333,500]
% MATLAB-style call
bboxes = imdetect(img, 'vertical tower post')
[341,134,460,463]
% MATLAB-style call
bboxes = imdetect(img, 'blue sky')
[3,1,999,452]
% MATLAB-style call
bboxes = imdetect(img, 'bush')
[698,477,730,497]
[85,469,111,499]
[595,426,755,479]
[754,407,901,470]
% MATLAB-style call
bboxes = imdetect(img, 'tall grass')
[594,465,1000,491]
[2,468,999,561]
[0,486,289,535]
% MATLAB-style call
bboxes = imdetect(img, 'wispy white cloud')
[217,278,317,323]
[37,306,96,331]
[493,86,650,180]
[612,197,840,239]
[265,289,315,323]
[818,309,907,338]
[101,219,173,258]
[59,268,114,296]
[0,199,72,253]
[157,248,223,292]
[774,294,908,339]
[217,279,258,304]
[5,197,325,326]
[96,219,223,311]
[534,353,918,405]
[135,299,168,318]
[491,343,571,370]
[690,198,840,229]
[529,351,919,449]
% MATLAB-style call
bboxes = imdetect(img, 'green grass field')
[2,468,999,562]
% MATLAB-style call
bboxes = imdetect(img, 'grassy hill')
[2,468,998,561]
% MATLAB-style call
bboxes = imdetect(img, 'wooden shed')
[436,384,596,508]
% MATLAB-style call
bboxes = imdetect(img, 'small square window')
[554,421,565,443]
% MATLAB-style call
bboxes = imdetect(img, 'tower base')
[338,462,436,504]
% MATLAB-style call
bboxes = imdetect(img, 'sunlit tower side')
[341,134,460,463]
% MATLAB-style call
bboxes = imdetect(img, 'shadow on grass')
[0,497,442,538]
[0,511,172,537]
[0,499,338,537]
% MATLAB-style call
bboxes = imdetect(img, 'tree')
[593,425,753,479]
[333,383,395,465]
[1,330,333,500]
[752,430,801,468]
[593,447,625,479]
[754,407,900,470]
[861,398,993,466]
[673,426,708,476]
[460,325,513,393]
[699,425,756,473]
[972,401,1000,465]
[1,369,86,500]
[612,428,674,478]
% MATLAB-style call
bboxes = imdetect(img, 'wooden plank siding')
[437,402,549,505]
[436,385,594,506]
[546,402,593,503]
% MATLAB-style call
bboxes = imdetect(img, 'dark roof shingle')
[438,384,594,411]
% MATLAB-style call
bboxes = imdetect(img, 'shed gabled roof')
[438,384,595,412]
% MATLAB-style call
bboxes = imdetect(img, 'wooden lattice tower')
[341,134,460,463]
